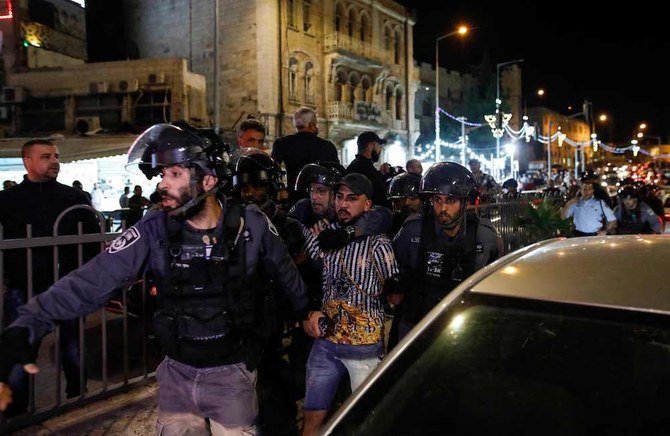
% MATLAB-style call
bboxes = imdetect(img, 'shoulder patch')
[107,226,141,253]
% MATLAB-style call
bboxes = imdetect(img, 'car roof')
[471,235,670,314]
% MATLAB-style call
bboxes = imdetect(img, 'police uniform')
[393,211,499,336]
[565,197,616,235]
[7,200,307,433]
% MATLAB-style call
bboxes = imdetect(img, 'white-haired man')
[272,107,340,202]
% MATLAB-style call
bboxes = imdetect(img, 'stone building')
[124,0,418,164]
[527,106,593,173]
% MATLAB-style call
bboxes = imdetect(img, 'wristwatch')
[344,225,356,240]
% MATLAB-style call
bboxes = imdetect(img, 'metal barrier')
[472,192,567,255]
[1,206,157,432]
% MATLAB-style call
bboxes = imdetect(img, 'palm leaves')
[515,198,572,242]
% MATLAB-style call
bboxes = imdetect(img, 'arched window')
[304,61,315,104]
[288,57,299,102]
[384,26,391,51]
[361,76,372,103]
[303,0,312,32]
[335,68,347,102]
[385,83,394,111]
[348,8,356,38]
[394,29,402,64]
[395,88,403,120]
[349,73,360,103]
[359,13,369,42]
[334,3,344,33]
[287,0,296,28]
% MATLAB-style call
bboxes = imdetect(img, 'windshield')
[327,294,670,436]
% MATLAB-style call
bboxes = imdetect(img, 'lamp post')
[495,59,523,180]
[434,25,468,163]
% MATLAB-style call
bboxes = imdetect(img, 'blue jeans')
[304,338,382,411]
[3,288,84,415]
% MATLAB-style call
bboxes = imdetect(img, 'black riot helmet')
[618,185,640,200]
[126,122,231,218]
[295,161,345,195]
[388,172,421,199]
[126,122,230,181]
[420,162,477,199]
[231,148,284,195]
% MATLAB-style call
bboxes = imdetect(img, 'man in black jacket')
[271,107,339,202]
[0,139,99,415]
[345,131,390,207]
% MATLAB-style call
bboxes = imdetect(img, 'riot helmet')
[126,122,231,218]
[127,122,229,180]
[617,185,639,200]
[231,148,284,196]
[295,161,345,195]
[388,172,421,199]
[420,162,477,230]
[420,162,477,199]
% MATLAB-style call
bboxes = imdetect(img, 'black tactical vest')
[153,202,273,369]
[618,208,650,234]
[403,212,478,324]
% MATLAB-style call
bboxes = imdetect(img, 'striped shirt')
[304,224,399,345]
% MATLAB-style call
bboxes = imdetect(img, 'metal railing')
[1,206,157,432]
[471,192,567,255]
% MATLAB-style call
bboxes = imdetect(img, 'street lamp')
[434,25,468,163]
[495,59,524,177]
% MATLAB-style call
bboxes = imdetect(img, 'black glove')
[0,327,37,383]
[317,226,355,251]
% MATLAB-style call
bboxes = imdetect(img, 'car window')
[327,294,670,436]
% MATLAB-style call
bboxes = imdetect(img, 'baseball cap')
[357,131,387,148]
[335,173,374,198]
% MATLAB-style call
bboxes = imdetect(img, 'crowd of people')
[0,106,665,435]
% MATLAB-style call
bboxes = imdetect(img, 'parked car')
[323,235,670,436]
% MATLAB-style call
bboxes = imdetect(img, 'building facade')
[124,0,418,164]
[527,106,593,173]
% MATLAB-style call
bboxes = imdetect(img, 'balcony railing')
[326,101,353,120]
[323,33,374,59]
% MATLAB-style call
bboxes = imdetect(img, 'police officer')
[387,171,422,237]
[231,148,303,256]
[390,163,500,339]
[229,147,306,432]
[562,181,617,236]
[289,161,345,228]
[0,123,315,435]
[613,185,662,234]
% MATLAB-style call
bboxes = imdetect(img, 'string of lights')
[438,107,484,127]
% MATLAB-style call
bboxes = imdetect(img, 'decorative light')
[0,0,13,20]
[557,131,566,147]
[637,132,643,139]
[632,145,640,157]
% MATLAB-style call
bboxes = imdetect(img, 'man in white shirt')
[562,181,616,236]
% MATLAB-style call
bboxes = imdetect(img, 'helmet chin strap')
[439,199,467,231]
[167,167,220,218]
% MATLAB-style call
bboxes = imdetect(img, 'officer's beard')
[161,184,207,220]
[436,206,464,231]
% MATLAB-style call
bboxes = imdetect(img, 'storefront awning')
[0,134,139,163]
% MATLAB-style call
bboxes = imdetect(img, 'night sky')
[397,0,669,146]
